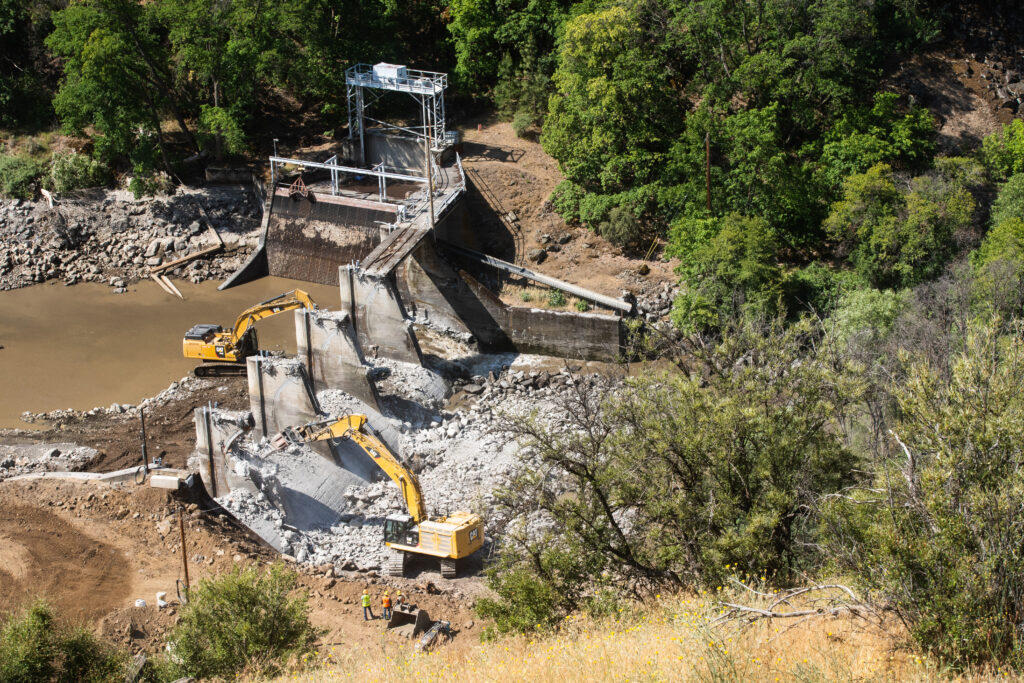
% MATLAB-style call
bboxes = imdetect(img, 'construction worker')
[395,589,405,608]
[382,591,393,620]
[361,589,373,620]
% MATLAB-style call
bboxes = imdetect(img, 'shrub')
[520,290,534,302]
[477,544,599,635]
[0,601,127,682]
[48,152,109,193]
[990,172,1024,230]
[511,110,533,138]
[547,289,566,307]
[598,206,642,250]
[837,322,1024,668]
[574,299,590,312]
[0,153,43,199]
[166,564,319,680]
[549,180,586,223]
[978,118,1024,181]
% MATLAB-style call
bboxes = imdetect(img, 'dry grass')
[268,591,1022,682]
[502,284,590,312]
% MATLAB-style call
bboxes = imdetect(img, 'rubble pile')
[0,442,98,481]
[0,187,261,291]
[216,356,608,573]
[15,375,226,430]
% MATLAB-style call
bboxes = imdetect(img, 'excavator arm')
[229,289,317,344]
[283,415,428,523]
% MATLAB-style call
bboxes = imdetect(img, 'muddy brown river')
[0,277,341,429]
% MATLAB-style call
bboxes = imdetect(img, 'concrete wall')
[507,307,623,361]
[366,132,427,175]
[294,308,382,411]
[398,242,508,346]
[247,356,321,440]
[396,240,624,360]
[265,193,396,286]
[339,264,423,365]
[194,408,253,498]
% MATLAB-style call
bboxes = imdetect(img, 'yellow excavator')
[183,289,317,377]
[273,414,485,578]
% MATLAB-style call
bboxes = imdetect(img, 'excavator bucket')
[387,604,431,635]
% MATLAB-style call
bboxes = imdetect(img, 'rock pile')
[216,356,611,573]
[0,187,261,291]
[0,442,98,481]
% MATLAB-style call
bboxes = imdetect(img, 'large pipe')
[440,241,635,314]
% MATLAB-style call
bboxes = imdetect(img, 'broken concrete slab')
[340,264,423,365]
[295,308,382,411]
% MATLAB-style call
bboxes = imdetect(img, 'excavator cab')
[184,323,223,342]
[384,513,419,547]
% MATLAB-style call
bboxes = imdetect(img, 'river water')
[0,277,342,429]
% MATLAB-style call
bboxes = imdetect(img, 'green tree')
[825,162,975,288]
[0,0,56,127]
[486,318,862,630]
[813,91,935,195]
[46,0,197,172]
[542,4,680,194]
[978,118,1024,182]
[671,214,782,332]
[448,0,570,125]
[972,213,1024,317]
[989,172,1024,230]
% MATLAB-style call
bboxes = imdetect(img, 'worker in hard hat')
[395,589,405,608]
[361,589,373,620]
[382,590,393,620]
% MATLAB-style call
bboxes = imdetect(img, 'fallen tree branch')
[711,583,875,627]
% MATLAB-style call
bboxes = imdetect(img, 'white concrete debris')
[0,442,99,481]
[215,352,603,573]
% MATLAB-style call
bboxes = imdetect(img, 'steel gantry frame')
[345,63,448,164]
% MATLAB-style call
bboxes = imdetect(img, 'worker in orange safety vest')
[382,591,393,620]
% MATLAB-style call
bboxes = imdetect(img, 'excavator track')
[386,551,407,577]
[440,559,457,579]
[193,364,247,378]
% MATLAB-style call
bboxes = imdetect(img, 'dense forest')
[5,0,1024,670]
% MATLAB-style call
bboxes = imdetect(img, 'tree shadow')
[460,141,525,163]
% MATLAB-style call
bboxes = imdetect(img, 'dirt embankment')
[458,117,679,317]
[0,476,481,655]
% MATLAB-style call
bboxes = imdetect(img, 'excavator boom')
[183,289,317,372]
[287,415,428,523]
[276,413,485,575]
[231,289,317,342]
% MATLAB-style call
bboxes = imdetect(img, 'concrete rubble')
[0,187,261,292]
[211,352,605,574]
[0,442,99,481]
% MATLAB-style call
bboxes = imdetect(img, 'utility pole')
[423,99,435,232]
[705,132,712,214]
[139,408,149,479]
[178,504,191,597]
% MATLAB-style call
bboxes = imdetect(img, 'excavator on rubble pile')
[182,289,317,377]
[273,414,485,578]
